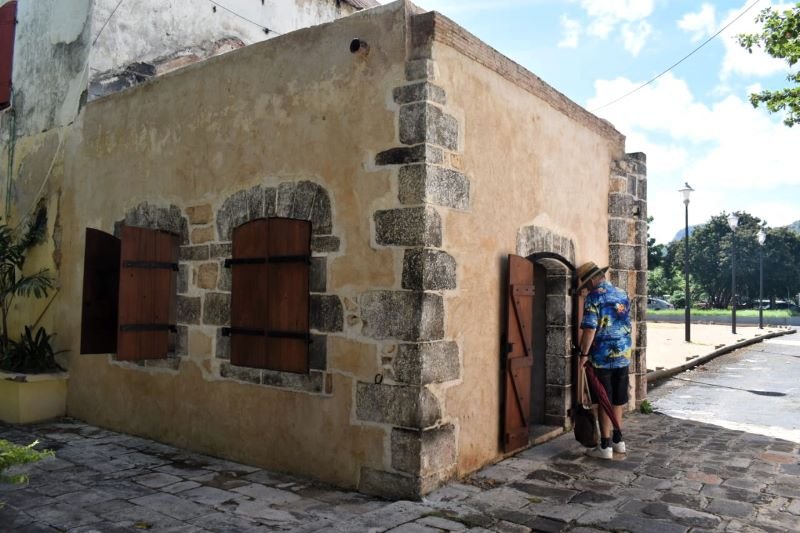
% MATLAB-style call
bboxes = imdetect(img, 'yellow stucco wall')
[47,3,408,489]
[3,0,634,492]
[427,42,624,475]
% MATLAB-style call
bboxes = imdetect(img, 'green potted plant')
[0,208,67,424]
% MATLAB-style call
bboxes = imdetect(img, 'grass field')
[648,308,797,318]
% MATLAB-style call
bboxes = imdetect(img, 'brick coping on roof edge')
[408,9,626,147]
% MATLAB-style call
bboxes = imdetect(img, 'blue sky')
[393,0,800,244]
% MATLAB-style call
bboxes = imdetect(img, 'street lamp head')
[727,213,739,231]
[679,183,694,204]
[757,228,767,246]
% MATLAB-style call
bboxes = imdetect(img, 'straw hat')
[576,261,609,291]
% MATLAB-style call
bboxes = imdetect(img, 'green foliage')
[0,326,65,373]
[0,209,57,369]
[653,211,800,311]
[0,439,53,485]
[639,399,653,414]
[647,217,666,270]
[737,4,800,126]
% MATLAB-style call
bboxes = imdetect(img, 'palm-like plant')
[0,209,53,357]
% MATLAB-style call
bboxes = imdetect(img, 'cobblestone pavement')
[2,412,799,532]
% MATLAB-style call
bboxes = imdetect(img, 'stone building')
[2,1,647,499]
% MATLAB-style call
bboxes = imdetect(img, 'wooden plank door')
[502,254,535,453]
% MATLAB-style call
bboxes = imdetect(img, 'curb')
[647,328,797,384]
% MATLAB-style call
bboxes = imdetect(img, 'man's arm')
[579,327,596,367]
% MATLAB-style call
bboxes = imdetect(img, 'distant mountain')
[671,225,700,242]
[788,220,800,234]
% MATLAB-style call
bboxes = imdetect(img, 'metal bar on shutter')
[119,324,177,332]
[224,255,310,268]
[123,260,179,271]
[221,327,310,341]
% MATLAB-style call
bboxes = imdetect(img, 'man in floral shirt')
[577,261,632,459]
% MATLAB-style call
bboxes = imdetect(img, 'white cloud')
[558,15,581,48]
[622,20,652,56]
[720,1,792,79]
[579,0,654,52]
[677,4,716,42]
[587,73,800,242]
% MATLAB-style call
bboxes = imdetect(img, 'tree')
[669,211,800,308]
[737,4,800,126]
[646,216,666,270]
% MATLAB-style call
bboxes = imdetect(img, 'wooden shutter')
[0,1,16,110]
[80,228,121,354]
[502,254,534,453]
[229,218,310,373]
[117,226,178,361]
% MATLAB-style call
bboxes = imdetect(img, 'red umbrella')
[583,362,621,431]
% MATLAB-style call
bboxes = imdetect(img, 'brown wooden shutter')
[80,228,121,354]
[266,218,310,374]
[117,226,178,361]
[502,254,534,453]
[230,219,270,368]
[229,218,310,373]
[0,1,16,110]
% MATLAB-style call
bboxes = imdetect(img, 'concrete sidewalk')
[1,323,798,532]
[646,321,796,381]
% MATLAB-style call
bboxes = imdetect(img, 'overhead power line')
[591,0,763,113]
[206,0,283,35]
[93,0,126,46]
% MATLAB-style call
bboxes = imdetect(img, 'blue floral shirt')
[580,281,632,369]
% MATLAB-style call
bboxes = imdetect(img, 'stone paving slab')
[2,411,800,532]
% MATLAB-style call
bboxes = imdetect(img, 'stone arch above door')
[515,224,576,429]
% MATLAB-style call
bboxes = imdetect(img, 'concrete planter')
[0,371,68,424]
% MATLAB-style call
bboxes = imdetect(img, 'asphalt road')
[648,334,800,444]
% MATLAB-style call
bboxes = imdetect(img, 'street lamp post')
[757,228,766,329]
[679,183,694,342]
[727,213,739,334]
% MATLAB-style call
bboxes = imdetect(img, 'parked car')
[647,297,675,310]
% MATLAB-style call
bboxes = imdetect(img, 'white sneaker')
[586,446,612,459]
[612,441,627,454]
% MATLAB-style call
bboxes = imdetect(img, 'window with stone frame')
[81,226,179,360]
[225,217,311,374]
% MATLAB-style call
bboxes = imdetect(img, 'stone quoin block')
[180,245,210,262]
[276,182,297,218]
[290,181,318,220]
[209,242,232,258]
[203,292,230,326]
[215,328,230,360]
[264,187,277,217]
[398,164,470,210]
[355,382,442,428]
[220,363,261,384]
[374,207,442,248]
[308,186,333,235]
[261,369,323,393]
[636,270,648,297]
[402,248,457,291]
[393,82,447,105]
[545,326,569,357]
[358,468,421,500]
[309,334,327,371]
[608,193,634,219]
[405,59,436,81]
[359,291,444,342]
[635,220,649,246]
[122,203,189,245]
[191,226,214,244]
[545,295,569,326]
[216,186,265,241]
[177,264,189,294]
[375,144,444,166]
[545,354,571,387]
[311,235,340,253]
[634,244,647,271]
[610,244,636,271]
[217,261,231,291]
[310,257,327,293]
[638,177,648,200]
[393,341,460,385]
[399,102,459,151]
[176,296,201,325]
[175,326,188,356]
[608,218,632,244]
[196,263,218,290]
[310,295,343,332]
[391,424,457,475]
